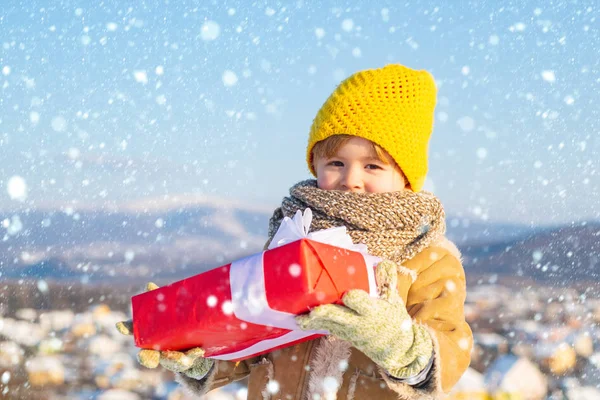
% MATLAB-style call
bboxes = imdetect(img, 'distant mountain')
[460,222,600,284]
[0,197,274,284]
[445,218,540,246]
[1,197,597,284]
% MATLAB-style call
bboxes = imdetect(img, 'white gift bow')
[268,208,368,254]
[220,208,380,361]
[269,208,380,299]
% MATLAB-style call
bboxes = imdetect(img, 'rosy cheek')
[316,176,330,190]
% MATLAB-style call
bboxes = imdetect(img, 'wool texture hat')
[307,64,437,192]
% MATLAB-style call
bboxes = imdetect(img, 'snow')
[341,19,354,32]
[457,116,475,132]
[221,301,234,315]
[37,280,49,293]
[7,176,27,201]
[266,380,280,394]
[124,250,135,263]
[67,148,80,159]
[50,116,67,132]
[289,263,301,277]
[206,295,218,307]
[510,22,527,32]
[541,70,556,83]
[222,70,238,87]
[323,376,340,393]
[133,70,148,84]
[201,21,221,41]
[400,319,412,332]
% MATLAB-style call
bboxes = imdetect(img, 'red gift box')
[132,238,376,361]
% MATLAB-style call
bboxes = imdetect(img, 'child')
[118,64,473,399]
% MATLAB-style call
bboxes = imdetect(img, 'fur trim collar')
[306,336,352,400]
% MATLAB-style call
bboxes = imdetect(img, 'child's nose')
[341,168,364,192]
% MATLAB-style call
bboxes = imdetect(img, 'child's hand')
[115,282,214,380]
[295,260,433,379]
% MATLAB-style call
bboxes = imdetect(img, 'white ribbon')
[222,208,379,360]
[210,330,321,361]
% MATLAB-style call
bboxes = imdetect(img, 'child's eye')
[366,164,382,170]
[328,161,344,167]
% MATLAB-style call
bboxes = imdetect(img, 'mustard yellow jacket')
[177,237,473,399]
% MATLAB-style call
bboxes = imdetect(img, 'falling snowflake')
[541,70,556,83]
[133,70,148,84]
[341,19,354,32]
[323,376,340,393]
[7,176,27,201]
[51,116,67,132]
[222,70,238,87]
[457,116,475,132]
[266,380,280,394]
[222,300,234,315]
[200,21,220,41]
[207,295,218,307]
[124,250,135,263]
[476,148,488,160]
[1,371,10,385]
[289,263,301,277]
[37,280,49,293]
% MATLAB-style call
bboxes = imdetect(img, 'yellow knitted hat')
[307,64,437,192]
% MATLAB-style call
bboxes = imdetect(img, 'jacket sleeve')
[381,238,473,397]
[175,357,258,397]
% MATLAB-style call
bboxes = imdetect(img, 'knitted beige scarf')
[267,180,446,265]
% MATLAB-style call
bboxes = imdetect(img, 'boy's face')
[314,137,409,193]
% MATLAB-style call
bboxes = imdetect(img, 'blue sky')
[0,1,598,225]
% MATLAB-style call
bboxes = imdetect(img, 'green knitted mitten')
[296,260,433,379]
[115,282,214,380]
